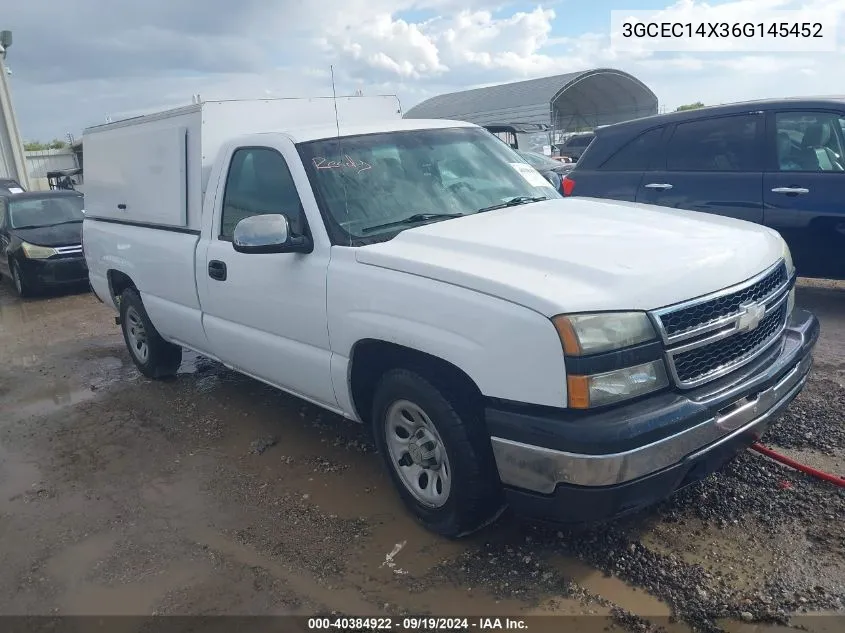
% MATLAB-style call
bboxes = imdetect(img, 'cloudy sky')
[3,0,844,141]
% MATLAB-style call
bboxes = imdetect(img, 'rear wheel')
[119,288,182,378]
[372,368,504,538]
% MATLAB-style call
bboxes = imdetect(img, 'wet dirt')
[0,280,843,632]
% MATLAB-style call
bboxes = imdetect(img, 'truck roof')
[279,119,478,143]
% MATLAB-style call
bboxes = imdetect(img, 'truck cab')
[81,99,819,538]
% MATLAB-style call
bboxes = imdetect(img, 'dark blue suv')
[562,98,845,280]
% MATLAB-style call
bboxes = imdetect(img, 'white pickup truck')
[82,97,819,537]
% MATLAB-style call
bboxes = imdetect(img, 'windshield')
[298,127,560,243]
[517,150,560,171]
[9,196,84,229]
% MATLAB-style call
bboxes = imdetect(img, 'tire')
[119,288,182,379]
[372,368,504,538]
[11,260,32,298]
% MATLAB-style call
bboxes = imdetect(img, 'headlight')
[782,242,796,317]
[552,312,657,356]
[568,360,669,409]
[21,242,58,259]
[782,241,795,278]
[552,311,667,408]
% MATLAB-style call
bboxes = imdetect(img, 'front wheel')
[119,288,182,379]
[372,368,504,538]
[11,260,32,298]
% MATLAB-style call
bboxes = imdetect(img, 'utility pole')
[0,30,30,189]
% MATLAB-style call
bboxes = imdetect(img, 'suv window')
[600,127,664,171]
[220,147,305,240]
[774,111,845,172]
[666,115,760,172]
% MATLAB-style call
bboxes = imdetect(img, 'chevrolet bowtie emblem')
[736,301,766,333]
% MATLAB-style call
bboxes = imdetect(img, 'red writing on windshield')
[313,156,372,174]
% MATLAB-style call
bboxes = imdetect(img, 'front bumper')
[487,309,819,524]
[18,255,88,287]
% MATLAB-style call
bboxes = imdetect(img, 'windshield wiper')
[361,212,464,234]
[475,196,547,214]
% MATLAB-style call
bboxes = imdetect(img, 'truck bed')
[84,219,208,353]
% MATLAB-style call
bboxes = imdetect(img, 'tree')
[675,102,705,112]
[23,139,67,151]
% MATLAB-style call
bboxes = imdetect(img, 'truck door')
[763,109,845,279]
[636,113,765,224]
[197,143,337,408]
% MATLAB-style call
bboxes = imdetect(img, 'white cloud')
[319,14,447,79]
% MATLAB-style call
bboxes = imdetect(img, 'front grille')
[653,260,792,388]
[661,262,787,337]
[672,302,787,385]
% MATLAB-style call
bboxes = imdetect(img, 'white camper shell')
[82,96,402,229]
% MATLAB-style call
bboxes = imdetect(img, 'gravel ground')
[0,280,843,633]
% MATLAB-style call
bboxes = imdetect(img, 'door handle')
[208,260,227,281]
[644,183,673,190]
[771,187,809,195]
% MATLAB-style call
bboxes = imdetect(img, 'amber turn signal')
[552,315,582,355]
[566,374,591,409]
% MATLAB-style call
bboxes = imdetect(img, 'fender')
[327,248,568,415]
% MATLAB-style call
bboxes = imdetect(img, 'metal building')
[404,68,658,149]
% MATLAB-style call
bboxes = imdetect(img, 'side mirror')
[232,214,312,254]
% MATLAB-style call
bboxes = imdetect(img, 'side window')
[774,111,845,172]
[666,115,760,172]
[0,201,6,229]
[600,128,664,171]
[220,147,305,240]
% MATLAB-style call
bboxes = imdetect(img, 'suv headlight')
[552,312,669,409]
[21,242,58,259]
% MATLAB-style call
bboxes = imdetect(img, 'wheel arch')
[348,339,485,426]
[107,269,137,303]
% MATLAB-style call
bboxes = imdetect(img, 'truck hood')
[355,198,785,316]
